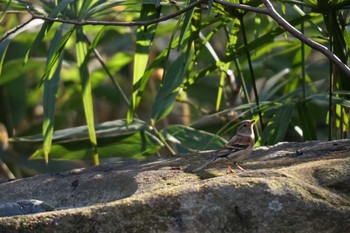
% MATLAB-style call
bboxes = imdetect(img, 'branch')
[213,0,268,14]
[260,0,350,76]
[2,0,349,76]
[1,1,206,43]
[215,0,350,77]
[27,0,206,27]
[0,17,34,43]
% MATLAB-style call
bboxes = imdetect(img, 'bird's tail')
[192,157,216,172]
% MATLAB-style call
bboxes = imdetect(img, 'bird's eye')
[243,124,247,127]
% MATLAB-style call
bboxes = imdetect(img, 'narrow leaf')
[297,101,317,140]
[127,2,161,123]
[0,19,44,77]
[151,52,190,123]
[260,103,295,145]
[161,125,226,153]
[76,26,98,164]
[42,23,73,164]
[24,0,73,63]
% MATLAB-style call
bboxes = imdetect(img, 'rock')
[0,139,349,232]
[0,200,55,217]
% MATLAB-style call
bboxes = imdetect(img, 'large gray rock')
[0,140,349,232]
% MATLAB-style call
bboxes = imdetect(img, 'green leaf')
[24,0,73,63]
[0,59,44,85]
[260,103,295,145]
[16,119,150,142]
[127,2,161,123]
[161,125,226,153]
[42,59,62,164]
[0,0,11,22]
[0,19,44,77]
[75,26,98,164]
[151,52,190,123]
[30,132,160,160]
[178,0,196,48]
[40,24,74,85]
[13,119,161,160]
[297,101,317,140]
[42,24,73,164]
[207,0,214,14]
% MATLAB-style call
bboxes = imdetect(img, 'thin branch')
[213,0,269,14]
[216,0,350,77]
[0,17,34,43]
[260,0,350,76]
[27,0,207,27]
[2,0,350,77]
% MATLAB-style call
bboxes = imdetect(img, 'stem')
[239,14,264,129]
[151,125,176,156]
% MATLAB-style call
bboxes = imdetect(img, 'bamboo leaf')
[151,52,190,123]
[161,125,226,153]
[0,0,11,22]
[260,103,295,145]
[0,19,44,77]
[178,0,196,48]
[42,23,73,164]
[24,0,73,63]
[42,57,62,164]
[297,101,317,140]
[76,26,99,165]
[127,2,161,124]
[30,132,160,160]
[0,59,43,85]
[16,119,151,142]
[40,25,75,85]
[13,119,161,160]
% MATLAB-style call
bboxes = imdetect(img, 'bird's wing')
[213,145,246,158]
[215,136,249,152]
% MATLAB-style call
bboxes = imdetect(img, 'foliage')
[0,0,350,174]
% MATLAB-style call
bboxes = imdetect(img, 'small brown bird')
[193,119,256,173]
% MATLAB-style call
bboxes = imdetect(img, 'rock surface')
[0,139,350,232]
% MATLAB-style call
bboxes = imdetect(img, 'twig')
[260,0,350,76]
[213,0,268,14]
[2,0,350,76]
[215,0,350,77]
[0,17,33,43]
[27,0,207,27]
[0,158,15,179]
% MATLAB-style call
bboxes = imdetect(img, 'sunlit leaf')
[0,19,44,77]
[30,131,160,160]
[24,0,73,63]
[0,59,44,85]
[161,124,226,153]
[42,24,73,164]
[297,101,317,140]
[178,0,196,48]
[259,103,295,145]
[14,119,161,160]
[76,26,98,164]
[127,2,161,124]
[151,52,190,123]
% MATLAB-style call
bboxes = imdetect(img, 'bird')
[193,119,256,173]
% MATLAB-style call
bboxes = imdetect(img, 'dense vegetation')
[0,0,349,176]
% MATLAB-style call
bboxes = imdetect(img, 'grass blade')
[151,52,190,123]
[127,2,161,124]
[76,26,99,165]
[42,24,73,164]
